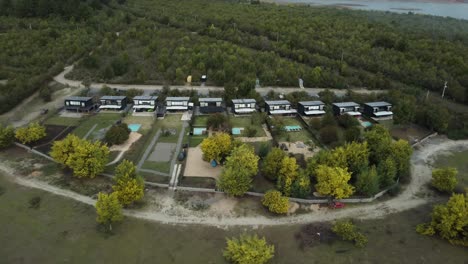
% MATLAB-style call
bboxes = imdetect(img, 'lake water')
[273,0,468,20]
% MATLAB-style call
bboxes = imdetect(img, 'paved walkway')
[137,130,161,170]
[169,122,188,188]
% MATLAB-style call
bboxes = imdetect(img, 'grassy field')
[1,174,467,263]
[142,161,172,174]
[189,135,206,147]
[71,113,122,138]
[193,115,209,127]
[123,115,155,131]
[44,116,82,126]
[229,116,266,137]
[277,117,315,143]
[433,149,468,192]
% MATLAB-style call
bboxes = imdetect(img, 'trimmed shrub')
[105,123,130,145]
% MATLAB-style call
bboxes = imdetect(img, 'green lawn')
[192,115,209,127]
[229,117,266,137]
[44,116,82,126]
[72,113,121,138]
[123,115,154,132]
[276,117,315,143]
[434,149,468,192]
[189,135,206,147]
[142,161,172,174]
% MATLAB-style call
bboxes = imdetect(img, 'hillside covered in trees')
[1,0,468,115]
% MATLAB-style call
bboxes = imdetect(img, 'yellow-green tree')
[291,170,311,198]
[50,134,109,178]
[0,125,15,149]
[224,234,274,264]
[66,140,109,178]
[112,160,144,206]
[262,190,289,214]
[315,165,354,199]
[261,147,286,181]
[277,156,299,197]
[200,132,232,162]
[15,122,46,145]
[50,134,81,165]
[416,191,468,247]
[217,144,259,196]
[332,220,368,248]
[95,192,123,231]
[390,139,413,179]
[431,167,458,193]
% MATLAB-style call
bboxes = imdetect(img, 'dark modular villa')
[332,102,361,117]
[99,96,128,111]
[298,101,326,116]
[232,99,256,114]
[363,101,393,120]
[199,98,224,114]
[64,96,95,112]
[265,100,297,115]
[133,96,158,112]
[166,97,190,111]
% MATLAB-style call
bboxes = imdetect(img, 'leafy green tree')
[15,122,46,145]
[105,123,131,145]
[50,134,109,178]
[390,139,413,179]
[364,125,392,164]
[377,157,397,188]
[0,125,15,149]
[431,167,458,193]
[321,111,337,127]
[112,160,144,206]
[277,156,299,197]
[217,144,259,196]
[314,165,354,199]
[261,147,285,181]
[200,133,232,162]
[207,113,230,131]
[345,126,361,142]
[355,166,380,196]
[332,220,368,248]
[424,104,450,133]
[262,190,289,214]
[96,192,123,231]
[291,170,311,198]
[416,192,468,247]
[319,126,339,145]
[224,234,275,264]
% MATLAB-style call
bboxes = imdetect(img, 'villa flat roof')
[199,98,222,102]
[134,96,158,100]
[365,101,392,107]
[166,97,189,101]
[265,100,291,105]
[232,99,256,104]
[333,102,360,107]
[66,96,92,101]
[100,96,126,100]
[299,101,325,106]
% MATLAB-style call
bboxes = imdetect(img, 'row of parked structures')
[64,95,393,121]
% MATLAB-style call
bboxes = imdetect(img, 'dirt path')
[1,136,467,227]
[54,65,386,96]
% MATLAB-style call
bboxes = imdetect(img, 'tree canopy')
[50,134,109,178]
[431,167,458,193]
[262,190,289,215]
[224,234,275,264]
[95,192,123,231]
[314,165,354,199]
[417,191,468,247]
[112,160,145,206]
[200,132,232,162]
[15,122,46,145]
[0,125,15,149]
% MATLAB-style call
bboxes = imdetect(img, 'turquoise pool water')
[285,125,302,131]
[193,127,207,135]
[232,127,243,135]
[362,121,372,128]
[128,124,141,132]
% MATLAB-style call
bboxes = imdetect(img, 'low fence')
[411,132,438,147]
[14,142,55,162]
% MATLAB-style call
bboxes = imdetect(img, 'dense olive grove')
[116,0,468,102]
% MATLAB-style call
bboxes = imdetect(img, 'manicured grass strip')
[141,161,171,174]
[44,116,82,126]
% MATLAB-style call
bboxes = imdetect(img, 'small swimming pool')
[193,127,207,135]
[232,127,243,135]
[128,124,142,132]
[284,125,302,132]
[361,121,372,128]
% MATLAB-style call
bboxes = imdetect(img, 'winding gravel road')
[1,136,466,227]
